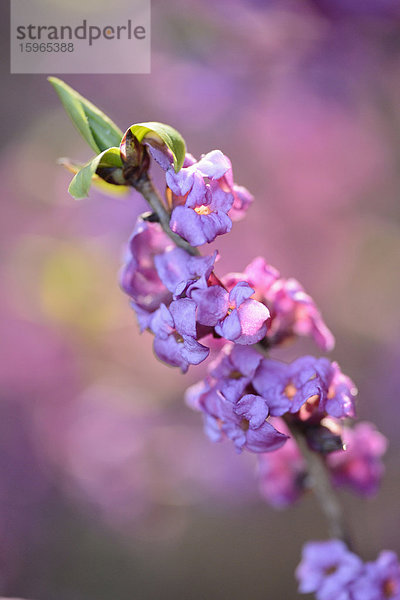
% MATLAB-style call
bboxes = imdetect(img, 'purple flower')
[327,422,387,496]
[185,383,287,454]
[120,219,172,318]
[223,257,334,351]
[296,540,363,600]
[208,343,262,402]
[350,551,400,600]
[253,355,356,420]
[228,184,253,222]
[253,356,331,416]
[168,150,234,245]
[257,419,306,507]
[320,361,357,419]
[213,155,253,222]
[150,299,209,372]
[192,281,270,344]
[267,277,335,351]
[154,247,217,297]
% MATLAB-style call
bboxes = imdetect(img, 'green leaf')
[129,122,186,172]
[59,157,129,198]
[68,147,123,199]
[49,77,123,154]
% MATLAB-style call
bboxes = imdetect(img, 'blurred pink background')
[1,1,400,598]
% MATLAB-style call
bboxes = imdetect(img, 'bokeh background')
[1,1,400,598]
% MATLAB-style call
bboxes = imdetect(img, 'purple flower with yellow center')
[167,150,234,246]
[350,551,400,600]
[296,540,363,600]
[120,219,172,319]
[327,422,387,497]
[253,356,331,417]
[253,356,357,420]
[150,299,209,373]
[191,281,270,345]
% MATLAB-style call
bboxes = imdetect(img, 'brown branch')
[288,422,353,548]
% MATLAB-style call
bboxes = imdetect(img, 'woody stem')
[288,422,352,547]
[132,175,199,256]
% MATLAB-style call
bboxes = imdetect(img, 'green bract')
[68,147,123,199]
[129,122,186,172]
[48,77,123,153]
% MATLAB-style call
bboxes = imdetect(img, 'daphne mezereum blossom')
[208,344,262,403]
[257,420,387,508]
[150,300,209,372]
[257,419,307,508]
[326,422,388,497]
[296,539,363,600]
[223,256,335,351]
[164,150,252,246]
[154,246,217,297]
[167,150,233,246]
[253,356,357,419]
[191,281,270,345]
[350,551,400,600]
[120,219,172,320]
[185,379,288,454]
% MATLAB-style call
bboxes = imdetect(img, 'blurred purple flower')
[257,419,307,507]
[320,361,357,419]
[120,218,172,320]
[350,551,400,600]
[223,257,335,351]
[326,422,387,496]
[296,539,363,600]
[311,0,400,18]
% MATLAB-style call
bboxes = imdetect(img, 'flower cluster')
[223,256,335,351]
[186,344,356,455]
[118,139,391,596]
[296,540,400,600]
[53,79,393,600]
[185,345,288,453]
[257,421,387,507]
[120,218,271,371]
